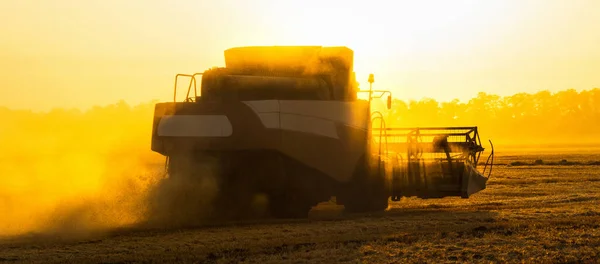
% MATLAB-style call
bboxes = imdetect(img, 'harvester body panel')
[151,99,370,183]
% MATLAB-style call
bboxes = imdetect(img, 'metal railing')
[173,73,203,103]
[372,126,485,167]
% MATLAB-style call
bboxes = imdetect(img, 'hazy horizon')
[1,0,600,111]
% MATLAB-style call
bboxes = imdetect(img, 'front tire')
[342,156,389,214]
[268,192,312,219]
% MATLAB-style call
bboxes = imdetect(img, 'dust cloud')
[0,101,216,239]
[142,159,221,228]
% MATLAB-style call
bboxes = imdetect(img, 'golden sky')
[1,0,599,111]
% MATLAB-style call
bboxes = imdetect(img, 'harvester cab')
[150,46,494,219]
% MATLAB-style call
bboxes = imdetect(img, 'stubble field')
[0,151,599,263]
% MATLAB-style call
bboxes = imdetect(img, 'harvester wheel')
[343,156,389,214]
[268,192,311,219]
[211,164,259,220]
[146,154,224,227]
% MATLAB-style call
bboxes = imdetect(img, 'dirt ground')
[0,152,599,263]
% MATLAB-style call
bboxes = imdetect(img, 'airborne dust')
[0,101,221,239]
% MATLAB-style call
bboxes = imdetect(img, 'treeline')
[375,88,600,145]
[1,88,599,153]
[0,100,160,160]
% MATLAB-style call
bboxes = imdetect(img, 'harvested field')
[1,152,599,263]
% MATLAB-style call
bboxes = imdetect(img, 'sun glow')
[252,0,524,96]
[1,0,599,110]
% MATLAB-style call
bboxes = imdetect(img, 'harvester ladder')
[370,111,392,184]
[371,111,389,159]
[164,72,203,178]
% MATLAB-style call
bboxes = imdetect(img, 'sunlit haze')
[1,0,599,111]
[2,1,600,254]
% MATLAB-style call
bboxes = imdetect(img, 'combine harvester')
[150,46,494,219]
